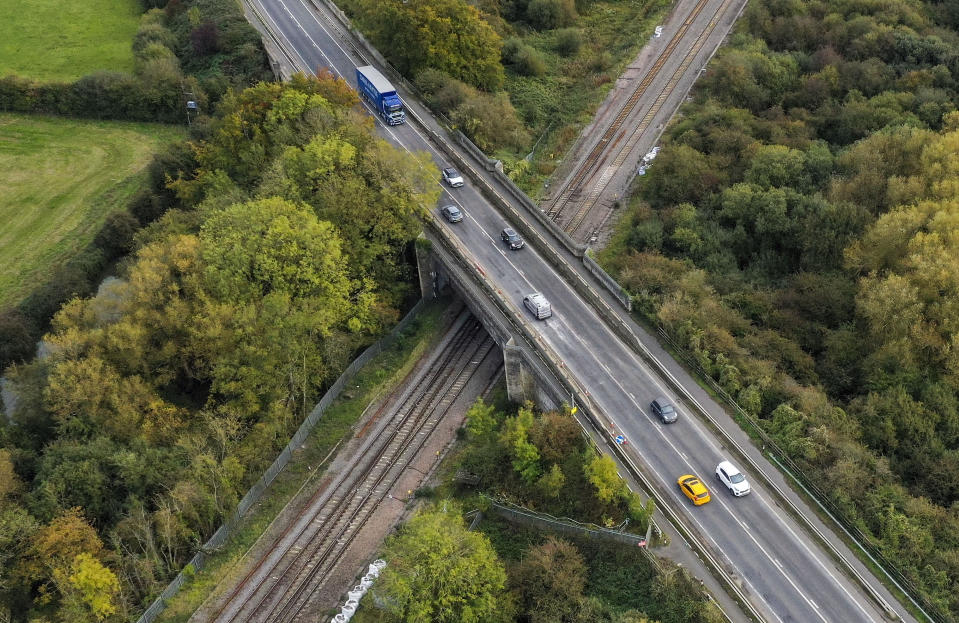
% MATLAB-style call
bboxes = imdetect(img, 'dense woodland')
[0,74,437,622]
[601,0,959,617]
[337,0,669,177]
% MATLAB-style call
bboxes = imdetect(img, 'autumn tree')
[61,553,121,622]
[584,452,626,503]
[199,196,369,415]
[354,0,504,90]
[514,536,587,623]
[499,404,542,484]
[373,504,507,622]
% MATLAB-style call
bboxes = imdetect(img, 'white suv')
[523,292,552,319]
[715,460,750,496]
[442,167,464,188]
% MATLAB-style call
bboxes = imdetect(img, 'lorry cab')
[356,65,406,125]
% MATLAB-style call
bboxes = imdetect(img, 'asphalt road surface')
[244,0,912,620]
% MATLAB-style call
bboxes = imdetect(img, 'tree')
[0,505,38,599]
[537,463,565,498]
[63,553,120,621]
[0,450,21,500]
[201,197,353,305]
[190,21,220,56]
[514,536,586,623]
[355,0,504,90]
[584,452,626,503]
[373,504,507,622]
[258,134,438,288]
[643,145,718,208]
[465,398,498,438]
[18,508,104,604]
[499,405,542,484]
[199,197,370,413]
[529,411,583,463]
[43,357,153,442]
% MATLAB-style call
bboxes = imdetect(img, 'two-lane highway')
[244,0,908,619]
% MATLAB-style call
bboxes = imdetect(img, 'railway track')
[208,315,496,623]
[547,0,733,239]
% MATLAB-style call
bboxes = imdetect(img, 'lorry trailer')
[356,65,406,125]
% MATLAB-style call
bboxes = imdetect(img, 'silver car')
[440,205,463,223]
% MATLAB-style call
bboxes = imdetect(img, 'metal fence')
[484,497,661,571]
[135,299,427,623]
[653,326,949,623]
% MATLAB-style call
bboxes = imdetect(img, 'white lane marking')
[270,0,337,68]
[555,326,823,623]
[747,489,878,620]
[270,3,877,619]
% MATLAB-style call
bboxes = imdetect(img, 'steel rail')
[563,0,736,236]
[210,318,489,622]
[545,0,710,222]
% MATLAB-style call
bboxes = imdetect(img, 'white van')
[523,292,552,320]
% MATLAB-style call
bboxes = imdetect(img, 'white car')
[442,167,464,188]
[715,460,750,496]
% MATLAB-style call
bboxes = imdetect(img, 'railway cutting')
[542,0,748,245]
[192,311,500,623]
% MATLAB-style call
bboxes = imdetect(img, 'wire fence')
[653,325,950,623]
[134,299,427,623]
[483,496,662,571]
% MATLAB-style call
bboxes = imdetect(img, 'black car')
[440,205,463,223]
[651,397,678,423]
[500,227,524,249]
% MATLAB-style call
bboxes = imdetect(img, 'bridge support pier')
[504,340,560,411]
[416,230,562,412]
[415,235,450,300]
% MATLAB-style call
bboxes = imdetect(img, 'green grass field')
[0,0,141,81]
[0,113,184,308]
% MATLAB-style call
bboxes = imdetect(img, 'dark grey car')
[500,227,524,249]
[651,397,678,423]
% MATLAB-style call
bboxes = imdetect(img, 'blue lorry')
[356,65,405,126]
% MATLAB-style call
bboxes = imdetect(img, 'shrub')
[526,0,576,30]
[554,28,582,57]
[503,38,547,77]
[415,69,471,116]
[190,21,220,55]
[94,212,140,257]
[517,47,548,76]
[502,37,524,64]
[414,67,452,95]
[453,92,531,152]
[133,22,177,56]
[0,310,36,369]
